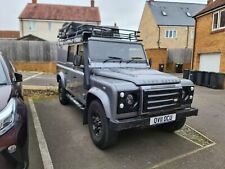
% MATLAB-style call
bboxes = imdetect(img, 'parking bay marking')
[24,72,43,82]
[150,125,216,169]
[28,98,54,169]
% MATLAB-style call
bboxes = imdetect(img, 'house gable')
[139,3,159,49]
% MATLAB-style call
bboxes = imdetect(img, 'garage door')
[199,53,221,72]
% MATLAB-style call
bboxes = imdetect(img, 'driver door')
[70,45,86,104]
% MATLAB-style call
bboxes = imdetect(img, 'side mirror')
[15,73,23,82]
[73,55,81,67]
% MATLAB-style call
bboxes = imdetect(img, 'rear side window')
[67,45,77,62]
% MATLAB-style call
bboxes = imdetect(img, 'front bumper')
[110,107,198,131]
[0,100,28,168]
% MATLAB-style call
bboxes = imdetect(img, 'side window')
[76,45,84,65]
[4,59,16,81]
[28,21,36,31]
[67,45,77,62]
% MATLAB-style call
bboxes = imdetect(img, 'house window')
[28,21,36,31]
[191,30,195,39]
[220,10,225,28]
[165,30,177,38]
[212,9,225,30]
[213,12,219,30]
[48,22,52,32]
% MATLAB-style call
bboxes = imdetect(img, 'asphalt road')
[34,97,199,169]
[158,86,225,169]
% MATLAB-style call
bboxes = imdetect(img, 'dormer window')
[186,12,192,17]
[161,11,167,16]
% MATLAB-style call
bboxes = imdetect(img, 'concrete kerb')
[23,85,58,91]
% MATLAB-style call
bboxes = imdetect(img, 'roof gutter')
[157,25,161,48]
[186,26,190,48]
[191,18,198,70]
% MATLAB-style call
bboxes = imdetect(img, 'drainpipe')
[192,19,197,70]
[157,25,161,48]
[186,26,190,48]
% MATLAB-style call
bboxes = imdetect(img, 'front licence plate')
[150,114,176,126]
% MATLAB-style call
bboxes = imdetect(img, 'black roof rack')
[58,22,141,45]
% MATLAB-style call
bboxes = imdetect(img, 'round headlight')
[119,103,124,109]
[190,87,194,91]
[120,92,125,98]
[126,94,134,105]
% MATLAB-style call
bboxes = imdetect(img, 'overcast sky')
[0,0,206,31]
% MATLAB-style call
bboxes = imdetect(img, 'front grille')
[143,88,181,113]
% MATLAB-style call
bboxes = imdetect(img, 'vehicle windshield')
[88,40,147,63]
[0,62,7,84]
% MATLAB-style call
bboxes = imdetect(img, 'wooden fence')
[0,40,67,62]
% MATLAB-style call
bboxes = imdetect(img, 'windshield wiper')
[126,57,144,63]
[0,83,8,86]
[103,56,123,63]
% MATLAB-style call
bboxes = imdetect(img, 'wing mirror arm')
[14,73,23,82]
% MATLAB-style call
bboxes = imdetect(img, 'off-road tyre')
[58,81,69,105]
[88,100,118,149]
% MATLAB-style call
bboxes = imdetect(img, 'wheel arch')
[57,72,66,87]
[84,87,111,124]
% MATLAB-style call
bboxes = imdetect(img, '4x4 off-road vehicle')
[56,23,198,149]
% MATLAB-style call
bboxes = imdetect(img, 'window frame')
[28,21,36,31]
[220,9,225,29]
[165,30,177,38]
[190,30,195,39]
[212,9,225,31]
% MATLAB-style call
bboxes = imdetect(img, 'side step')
[67,94,85,110]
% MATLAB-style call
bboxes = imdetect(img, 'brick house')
[139,0,205,72]
[139,0,205,49]
[19,0,101,42]
[193,0,225,73]
[0,31,20,40]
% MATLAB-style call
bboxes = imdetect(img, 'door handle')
[73,76,77,78]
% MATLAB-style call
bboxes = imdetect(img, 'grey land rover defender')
[56,23,198,149]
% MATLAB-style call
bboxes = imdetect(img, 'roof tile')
[196,0,225,17]
[148,1,205,26]
[19,3,101,22]
[0,31,20,39]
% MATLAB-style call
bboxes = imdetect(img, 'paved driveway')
[33,97,200,169]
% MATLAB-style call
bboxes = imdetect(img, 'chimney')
[207,0,215,4]
[32,0,37,3]
[91,0,94,7]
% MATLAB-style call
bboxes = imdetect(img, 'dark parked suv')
[0,53,28,168]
